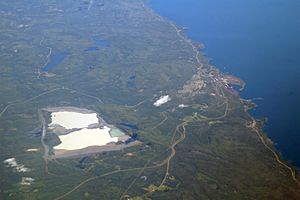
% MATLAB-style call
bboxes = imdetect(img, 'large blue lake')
[150,0,300,167]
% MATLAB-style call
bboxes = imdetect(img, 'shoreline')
[148,0,300,169]
[144,0,300,186]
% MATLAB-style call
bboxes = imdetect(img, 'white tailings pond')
[48,110,123,151]
[54,127,118,150]
[50,111,98,129]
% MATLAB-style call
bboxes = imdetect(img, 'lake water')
[84,39,110,52]
[84,46,99,52]
[90,36,110,47]
[42,52,68,72]
[149,0,300,167]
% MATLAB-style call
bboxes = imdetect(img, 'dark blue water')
[118,122,139,130]
[84,39,110,52]
[127,73,137,88]
[94,40,109,47]
[84,46,99,52]
[149,0,300,167]
[90,36,110,47]
[42,52,68,72]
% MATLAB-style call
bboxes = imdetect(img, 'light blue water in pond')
[42,52,68,72]
[149,0,300,167]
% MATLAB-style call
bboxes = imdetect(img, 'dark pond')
[42,52,68,72]
[84,46,99,52]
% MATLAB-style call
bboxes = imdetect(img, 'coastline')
[144,0,300,186]
[1,0,299,198]
[148,0,300,168]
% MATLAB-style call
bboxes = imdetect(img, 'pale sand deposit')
[178,104,189,108]
[20,177,34,186]
[49,111,98,129]
[54,126,118,150]
[3,158,30,172]
[153,95,171,107]
[26,148,39,152]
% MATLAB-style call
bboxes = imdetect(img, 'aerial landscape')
[0,0,299,199]
[149,0,300,168]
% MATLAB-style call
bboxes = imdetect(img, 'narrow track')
[159,124,186,188]
[250,120,300,187]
